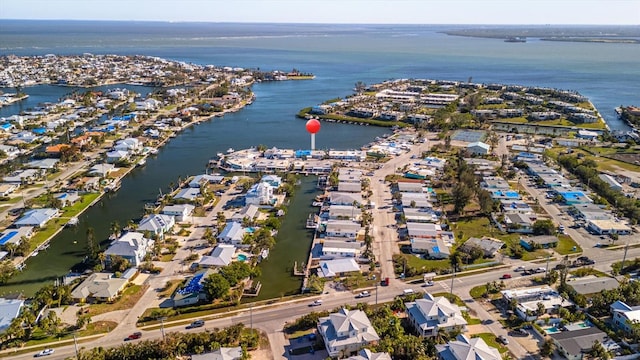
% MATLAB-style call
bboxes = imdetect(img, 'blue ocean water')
[1,20,638,131]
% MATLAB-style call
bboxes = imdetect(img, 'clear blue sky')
[1,0,638,25]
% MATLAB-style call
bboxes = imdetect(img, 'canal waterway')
[0,80,387,297]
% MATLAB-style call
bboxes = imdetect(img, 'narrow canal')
[0,80,387,297]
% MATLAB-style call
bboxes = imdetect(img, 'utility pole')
[621,242,629,274]
[375,282,378,305]
[545,254,551,275]
[73,333,79,360]
[450,267,456,295]
[250,303,253,336]
[160,317,166,341]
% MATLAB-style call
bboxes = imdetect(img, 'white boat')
[67,217,79,227]
[217,152,224,158]
[226,148,235,153]
[137,158,146,167]
[31,251,39,257]
[148,148,159,155]
[260,249,269,260]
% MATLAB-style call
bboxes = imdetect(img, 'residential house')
[410,237,451,259]
[549,327,607,360]
[568,277,620,296]
[504,213,536,233]
[330,192,363,206]
[199,244,236,268]
[405,293,468,337]
[0,298,24,333]
[400,192,433,209]
[26,158,59,170]
[218,222,246,245]
[0,226,33,247]
[172,269,215,307]
[162,204,195,222]
[137,214,175,237]
[0,184,19,197]
[114,138,141,153]
[402,208,438,223]
[245,182,275,206]
[189,174,224,188]
[318,258,361,278]
[260,174,282,187]
[230,204,260,223]
[89,163,117,177]
[3,169,42,184]
[436,334,501,360]
[519,235,558,251]
[104,232,154,267]
[325,220,361,238]
[397,182,424,193]
[466,142,491,155]
[317,308,380,358]
[461,237,504,258]
[611,300,640,335]
[14,208,59,228]
[174,187,201,201]
[327,205,360,222]
[55,191,81,207]
[501,286,574,321]
[70,273,128,303]
[321,239,363,258]
[190,347,243,360]
[105,150,129,163]
[338,182,362,193]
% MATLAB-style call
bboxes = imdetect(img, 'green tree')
[0,260,16,284]
[86,227,99,262]
[541,338,556,357]
[589,340,610,360]
[452,183,473,215]
[203,273,230,300]
[220,261,252,287]
[532,219,556,235]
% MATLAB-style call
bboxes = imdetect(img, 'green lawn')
[402,254,451,274]
[471,333,508,354]
[87,285,148,316]
[432,292,465,306]
[556,235,582,255]
[470,285,487,299]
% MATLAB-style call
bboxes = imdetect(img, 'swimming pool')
[237,254,248,262]
[544,327,560,334]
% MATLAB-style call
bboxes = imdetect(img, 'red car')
[501,274,512,279]
[124,332,142,341]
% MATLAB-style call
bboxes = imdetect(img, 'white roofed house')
[114,138,142,153]
[0,298,24,333]
[199,244,236,268]
[330,192,363,206]
[338,182,362,193]
[318,258,361,278]
[54,191,81,207]
[317,308,380,358]
[174,187,201,202]
[105,150,129,164]
[230,204,260,223]
[436,334,501,360]
[245,182,275,206]
[405,293,468,337]
[137,214,175,238]
[321,239,363,258]
[70,272,128,303]
[328,205,361,222]
[162,204,195,222]
[325,220,361,239]
[611,300,640,336]
[88,163,117,177]
[104,231,154,267]
[218,222,246,245]
[188,174,224,188]
[466,141,491,155]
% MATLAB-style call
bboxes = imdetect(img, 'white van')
[402,289,415,296]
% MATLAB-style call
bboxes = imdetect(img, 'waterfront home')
[327,205,360,221]
[0,226,33,247]
[54,191,81,207]
[161,204,195,222]
[89,163,117,177]
[501,286,573,321]
[172,269,215,307]
[191,347,243,360]
[460,237,504,258]
[135,98,161,111]
[229,204,260,223]
[137,214,175,237]
[318,258,361,278]
[114,138,142,153]
[611,300,640,336]
[338,182,361,193]
[321,239,363,258]
[328,150,366,162]
[260,174,282,187]
[188,174,224,188]
[325,220,361,238]
[405,293,468,337]
[0,298,24,333]
[70,272,129,303]
[317,308,380,358]
[14,208,59,228]
[436,334,501,360]
[174,187,201,202]
[199,244,236,268]
[105,150,130,163]
[338,169,363,183]
[218,222,246,245]
[549,327,608,360]
[330,192,362,206]
[264,147,295,159]
[245,182,275,206]
[466,141,491,155]
[104,232,153,267]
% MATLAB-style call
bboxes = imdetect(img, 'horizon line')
[0,19,638,26]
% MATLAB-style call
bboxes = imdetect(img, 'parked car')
[125,332,142,341]
[514,266,525,272]
[501,274,512,279]
[356,291,371,299]
[423,280,434,287]
[497,335,509,345]
[536,267,546,273]
[35,349,55,357]
[186,320,205,329]
[309,300,323,307]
